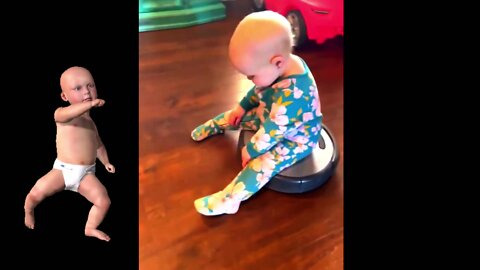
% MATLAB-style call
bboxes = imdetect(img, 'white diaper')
[53,159,96,192]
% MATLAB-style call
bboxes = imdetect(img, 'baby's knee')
[28,186,46,201]
[95,194,111,209]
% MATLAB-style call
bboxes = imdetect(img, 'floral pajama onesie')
[191,59,323,216]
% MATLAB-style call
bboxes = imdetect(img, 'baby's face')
[229,49,281,88]
[61,68,97,104]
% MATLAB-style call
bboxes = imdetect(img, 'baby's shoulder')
[273,78,313,100]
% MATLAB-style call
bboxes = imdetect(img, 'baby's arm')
[95,128,115,173]
[228,86,261,126]
[238,86,260,112]
[54,99,105,123]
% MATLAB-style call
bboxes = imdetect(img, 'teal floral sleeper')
[191,58,323,216]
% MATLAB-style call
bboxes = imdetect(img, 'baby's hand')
[91,99,105,108]
[241,146,251,167]
[105,163,115,173]
[227,104,246,127]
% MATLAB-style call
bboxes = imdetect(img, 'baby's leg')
[194,141,313,216]
[78,174,111,242]
[24,169,65,229]
[191,109,260,141]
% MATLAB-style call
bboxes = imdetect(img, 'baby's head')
[229,11,293,87]
[59,66,97,104]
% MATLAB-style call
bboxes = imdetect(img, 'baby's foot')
[85,228,111,242]
[191,119,224,141]
[194,191,241,216]
[25,210,35,229]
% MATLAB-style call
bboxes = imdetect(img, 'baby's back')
[56,115,98,165]
[262,72,322,145]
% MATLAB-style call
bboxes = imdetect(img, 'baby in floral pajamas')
[191,11,323,216]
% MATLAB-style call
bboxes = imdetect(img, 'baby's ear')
[270,55,284,69]
[60,92,68,102]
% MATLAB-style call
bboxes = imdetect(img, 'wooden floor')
[139,1,344,269]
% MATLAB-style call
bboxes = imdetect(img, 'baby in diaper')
[24,66,116,242]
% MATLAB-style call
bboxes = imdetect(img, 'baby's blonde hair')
[230,11,294,62]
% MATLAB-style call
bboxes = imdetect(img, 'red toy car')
[252,0,344,47]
